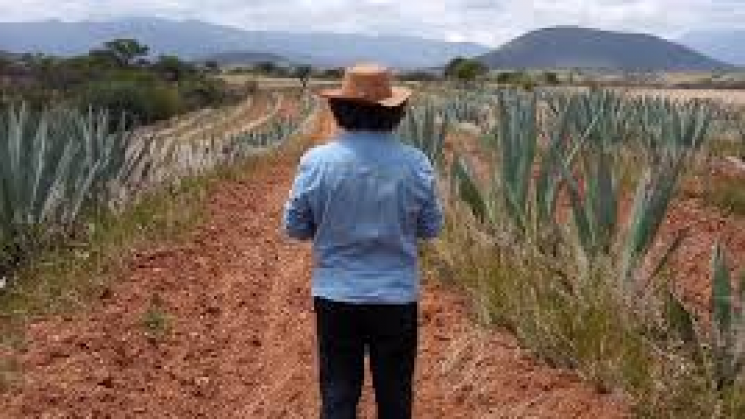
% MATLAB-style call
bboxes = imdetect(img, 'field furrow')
[0,109,625,418]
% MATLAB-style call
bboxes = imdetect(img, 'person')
[283,63,443,419]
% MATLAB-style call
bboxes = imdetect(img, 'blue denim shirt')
[283,131,443,304]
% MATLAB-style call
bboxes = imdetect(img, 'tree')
[444,57,468,78]
[204,60,221,74]
[153,55,195,82]
[544,71,560,85]
[255,61,278,75]
[294,65,313,89]
[321,68,344,79]
[98,39,150,67]
[449,59,488,84]
[399,71,439,82]
[0,56,11,75]
[23,54,60,87]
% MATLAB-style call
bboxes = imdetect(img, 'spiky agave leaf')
[710,242,739,390]
[712,242,733,343]
[664,287,698,349]
[495,91,537,235]
[451,154,488,224]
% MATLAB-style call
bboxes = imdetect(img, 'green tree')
[153,55,195,82]
[0,56,11,76]
[204,60,221,74]
[294,65,313,89]
[255,61,278,75]
[449,59,488,84]
[444,57,468,78]
[321,68,344,79]
[99,39,150,67]
[544,71,560,85]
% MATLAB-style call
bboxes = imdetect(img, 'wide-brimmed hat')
[320,63,411,107]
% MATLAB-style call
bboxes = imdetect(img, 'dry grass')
[220,75,339,89]
[429,206,745,418]
[622,88,745,105]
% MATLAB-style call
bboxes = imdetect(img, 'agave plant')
[451,89,712,287]
[620,102,712,286]
[440,92,490,129]
[0,104,155,273]
[665,242,745,393]
[398,103,449,169]
[164,94,318,178]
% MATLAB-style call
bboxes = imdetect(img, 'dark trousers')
[314,297,418,419]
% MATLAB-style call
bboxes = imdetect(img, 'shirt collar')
[339,130,396,142]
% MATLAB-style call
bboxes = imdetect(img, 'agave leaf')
[452,155,487,223]
[712,242,733,342]
[664,288,698,347]
[559,157,593,255]
[647,228,688,282]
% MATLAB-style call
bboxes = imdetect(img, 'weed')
[704,176,745,217]
[141,294,171,341]
[0,356,21,392]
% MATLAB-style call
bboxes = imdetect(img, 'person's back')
[287,130,440,303]
[283,63,442,419]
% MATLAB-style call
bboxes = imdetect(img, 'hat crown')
[340,64,394,102]
[319,62,411,107]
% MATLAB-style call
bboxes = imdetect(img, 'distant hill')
[0,17,489,69]
[479,26,731,71]
[679,30,745,66]
[203,51,292,67]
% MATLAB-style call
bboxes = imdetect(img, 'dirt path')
[0,110,626,418]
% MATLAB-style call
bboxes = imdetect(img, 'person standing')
[283,63,443,419]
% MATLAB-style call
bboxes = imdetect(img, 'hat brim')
[319,86,412,107]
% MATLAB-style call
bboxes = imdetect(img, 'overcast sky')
[3,0,744,46]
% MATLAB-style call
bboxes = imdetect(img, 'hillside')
[0,17,489,69]
[0,50,17,60]
[479,26,730,71]
[679,30,745,66]
[202,51,293,67]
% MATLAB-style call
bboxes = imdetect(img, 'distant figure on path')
[283,63,443,419]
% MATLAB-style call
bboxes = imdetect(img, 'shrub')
[177,78,239,111]
[78,79,182,127]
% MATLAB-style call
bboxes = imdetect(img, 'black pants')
[314,297,418,419]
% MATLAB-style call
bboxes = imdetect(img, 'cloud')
[0,0,742,45]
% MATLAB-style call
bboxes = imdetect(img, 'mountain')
[479,26,731,71]
[679,30,745,66]
[0,17,489,69]
[203,51,292,67]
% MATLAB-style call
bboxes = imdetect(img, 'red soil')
[660,169,745,312]
[0,110,626,418]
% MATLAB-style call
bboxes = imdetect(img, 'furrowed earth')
[0,108,627,418]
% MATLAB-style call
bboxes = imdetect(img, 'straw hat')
[320,63,411,107]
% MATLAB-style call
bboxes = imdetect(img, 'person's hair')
[328,98,407,132]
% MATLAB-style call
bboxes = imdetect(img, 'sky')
[2,0,744,46]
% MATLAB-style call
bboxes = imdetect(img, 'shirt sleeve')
[283,157,317,241]
[417,157,443,240]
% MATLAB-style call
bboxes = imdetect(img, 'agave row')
[435,88,745,395]
[0,105,156,272]
[449,89,712,284]
[0,94,318,276]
